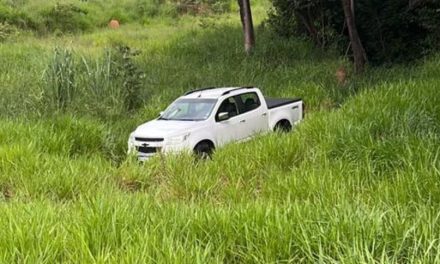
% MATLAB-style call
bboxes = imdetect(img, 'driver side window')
[216,97,239,121]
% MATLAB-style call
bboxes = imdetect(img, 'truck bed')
[265,97,302,109]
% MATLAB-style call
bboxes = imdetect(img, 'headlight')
[168,133,190,144]
[127,132,135,153]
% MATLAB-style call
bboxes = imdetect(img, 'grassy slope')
[1,3,440,263]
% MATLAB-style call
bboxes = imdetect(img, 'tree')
[270,0,440,65]
[238,0,255,54]
[341,0,367,73]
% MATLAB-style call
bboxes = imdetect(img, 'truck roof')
[182,87,255,99]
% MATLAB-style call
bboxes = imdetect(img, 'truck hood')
[134,119,202,138]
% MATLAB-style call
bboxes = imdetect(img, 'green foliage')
[356,0,440,63]
[109,45,146,111]
[40,3,92,34]
[41,46,145,117]
[173,0,231,14]
[1,9,440,262]
[43,48,77,111]
[136,0,165,17]
[268,0,440,64]
[41,45,146,114]
[0,21,14,41]
[1,62,440,261]
[0,0,233,35]
[0,2,38,30]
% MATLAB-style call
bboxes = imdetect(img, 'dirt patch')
[1,185,14,201]
[118,177,142,192]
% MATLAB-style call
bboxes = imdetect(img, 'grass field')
[1,0,440,263]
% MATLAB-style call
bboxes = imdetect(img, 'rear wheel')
[274,120,292,133]
[194,141,214,159]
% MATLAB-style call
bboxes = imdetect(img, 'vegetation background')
[1,0,440,263]
[269,0,440,64]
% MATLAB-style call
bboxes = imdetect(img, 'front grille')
[135,137,164,142]
[137,146,159,154]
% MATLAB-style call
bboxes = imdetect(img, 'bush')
[135,0,165,18]
[0,3,38,30]
[109,45,146,112]
[0,22,15,42]
[79,45,147,116]
[40,3,93,34]
[0,0,229,35]
[268,0,440,64]
[41,45,146,115]
[172,0,231,15]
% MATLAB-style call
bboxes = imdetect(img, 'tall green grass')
[0,0,233,36]
[1,5,440,262]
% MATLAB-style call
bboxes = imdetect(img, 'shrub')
[135,0,166,18]
[77,45,146,116]
[108,45,146,112]
[107,8,134,24]
[0,22,14,42]
[42,45,146,116]
[172,0,230,15]
[0,3,38,30]
[40,3,92,34]
[268,0,440,64]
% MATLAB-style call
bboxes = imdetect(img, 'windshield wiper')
[158,117,169,120]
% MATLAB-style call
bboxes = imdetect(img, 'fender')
[268,101,302,130]
[188,130,216,150]
[269,113,293,130]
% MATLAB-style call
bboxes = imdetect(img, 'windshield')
[159,98,217,121]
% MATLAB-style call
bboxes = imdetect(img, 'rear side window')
[238,92,261,113]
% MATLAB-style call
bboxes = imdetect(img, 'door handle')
[240,120,246,123]
[262,113,267,116]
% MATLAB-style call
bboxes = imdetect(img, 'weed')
[43,47,76,111]
[109,45,146,112]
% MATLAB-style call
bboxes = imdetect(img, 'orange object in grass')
[109,19,120,29]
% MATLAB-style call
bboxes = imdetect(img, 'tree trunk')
[341,0,367,73]
[238,0,255,54]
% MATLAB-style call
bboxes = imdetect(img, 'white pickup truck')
[128,87,304,160]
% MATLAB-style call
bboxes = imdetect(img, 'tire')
[194,141,214,159]
[274,120,292,133]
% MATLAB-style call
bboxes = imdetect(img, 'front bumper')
[129,140,188,161]
[138,153,156,162]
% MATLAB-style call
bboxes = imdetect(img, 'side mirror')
[218,112,229,121]
[159,111,164,117]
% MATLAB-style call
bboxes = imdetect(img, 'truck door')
[214,96,248,146]
[236,92,269,139]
